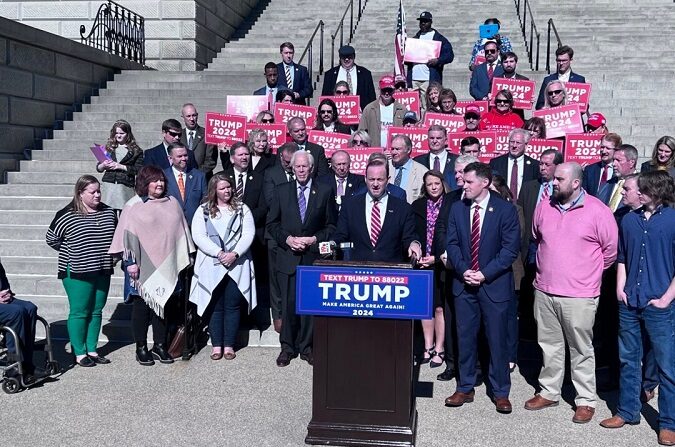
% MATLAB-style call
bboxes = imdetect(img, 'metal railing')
[514,0,540,71]
[546,19,563,74]
[298,21,325,85]
[330,0,368,68]
[80,0,145,65]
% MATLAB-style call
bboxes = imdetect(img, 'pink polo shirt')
[532,191,618,298]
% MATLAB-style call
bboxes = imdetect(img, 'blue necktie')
[298,185,308,222]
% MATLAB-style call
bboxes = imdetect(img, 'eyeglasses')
[341,55,354,60]
[261,118,273,123]
[381,88,394,94]
[335,90,349,95]
[484,49,498,54]
[495,99,510,105]
[167,131,181,137]
[352,140,365,146]
[320,110,333,115]
[465,116,479,120]
[395,83,407,88]
[547,89,563,96]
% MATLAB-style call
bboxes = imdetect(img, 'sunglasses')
[335,90,349,95]
[495,99,510,105]
[320,110,333,114]
[395,83,407,88]
[548,89,563,96]
[167,131,181,137]
[261,118,273,123]
[465,115,479,120]
[381,88,394,94]
[484,49,498,54]
[352,140,365,146]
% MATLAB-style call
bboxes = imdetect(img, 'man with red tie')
[444,162,520,414]
[469,40,502,100]
[582,133,622,197]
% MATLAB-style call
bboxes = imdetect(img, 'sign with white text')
[387,126,429,157]
[423,112,465,133]
[274,103,316,127]
[564,133,603,164]
[393,91,421,115]
[455,100,489,116]
[563,82,592,112]
[526,138,564,161]
[226,96,268,122]
[319,95,361,124]
[308,131,351,152]
[340,147,384,176]
[251,123,287,153]
[494,131,512,158]
[204,112,246,145]
[533,104,584,139]
[446,131,497,163]
[490,77,536,109]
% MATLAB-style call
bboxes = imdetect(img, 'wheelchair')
[0,315,60,394]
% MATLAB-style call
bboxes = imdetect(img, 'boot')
[151,344,174,364]
[135,343,155,366]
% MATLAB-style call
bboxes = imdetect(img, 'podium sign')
[296,266,433,319]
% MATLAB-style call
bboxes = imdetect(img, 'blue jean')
[208,275,243,348]
[617,302,675,430]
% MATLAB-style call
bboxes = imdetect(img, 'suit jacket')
[180,125,217,176]
[388,159,427,204]
[489,154,539,199]
[413,151,459,190]
[446,193,520,302]
[143,143,197,171]
[358,100,406,147]
[535,71,586,110]
[263,163,293,207]
[276,62,313,105]
[298,141,330,177]
[251,152,276,175]
[517,178,547,264]
[582,161,610,197]
[493,72,529,81]
[469,62,504,100]
[266,180,337,274]
[332,194,417,263]
[597,176,626,211]
[321,64,376,110]
[352,183,407,201]
[163,167,207,223]
[316,172,365,200]
[224,167,267,237]
[405,28,454,85]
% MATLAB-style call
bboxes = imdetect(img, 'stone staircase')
[0,0,672,345]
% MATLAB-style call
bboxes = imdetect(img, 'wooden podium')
[303,261,427,447]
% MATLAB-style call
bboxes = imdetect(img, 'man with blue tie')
[444,162,520,414]
[389,134,427,204]
[276,42,313,105]
[163,142,207,223]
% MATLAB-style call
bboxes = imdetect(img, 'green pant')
[62,269,111,356]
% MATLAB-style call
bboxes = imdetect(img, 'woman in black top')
[314,98,351,134]
[46,175,117,367]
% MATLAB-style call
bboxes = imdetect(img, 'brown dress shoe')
[600,415,626,428]
[573,406,595,424]
[276,351,293,367]
[444,390,475,407]
[494,397,512,414]
[659,428,675,446]
[524,394,559,411]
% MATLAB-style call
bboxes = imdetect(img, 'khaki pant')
[412,80,429,114]
[533,289,599,407]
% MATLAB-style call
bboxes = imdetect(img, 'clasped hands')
[99,159,124,171]
[0,288,14,304]
[286,236,317,252]
[217,251,238,267]
[463,269,485,286]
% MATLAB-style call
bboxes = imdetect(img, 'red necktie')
[541,182,550,202]
[370,200,381,247]
[487,64,494,80]
[509,159,519,200]
[470,205,481,270]
[599,164,609,187]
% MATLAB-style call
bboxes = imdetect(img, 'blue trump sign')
[296,266,434,319]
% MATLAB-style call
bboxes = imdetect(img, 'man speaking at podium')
[331,156,422,263]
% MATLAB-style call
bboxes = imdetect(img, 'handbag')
[168,325,186,359]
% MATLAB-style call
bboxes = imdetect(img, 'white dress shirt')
[507,154,525,197]
[337,66,358,94]
[470,192,491,234]
[365,192,389,236]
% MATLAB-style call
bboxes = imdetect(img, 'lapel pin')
[312,190,317,195]
[526,160,531,165]
[348,183,352,188]
[488,207,494,212]
[189,175,193,180]
[249,175,253,180]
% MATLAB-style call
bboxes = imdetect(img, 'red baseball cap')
[587,112,606,129]
[379,75,395,90]
[464,105,481,117]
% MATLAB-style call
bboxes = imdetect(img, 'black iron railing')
[330,0,368,68]
[546,19,563,74]
[298,21,325,87]
[514,0,540,71]
[80,0,145,65]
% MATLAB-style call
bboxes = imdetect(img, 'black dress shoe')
[276,351,293,367]
[89,355,111,365]
[76,356,96,368]
[151,344,174,364]
[437,368,456,381]
[300,351,314,366]
[136,346,155,366]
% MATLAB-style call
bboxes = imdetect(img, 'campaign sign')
[226,96,268,122]
[446,131,497,163]
[563,82,592,112]
[387,126,429,157]
[393,91,421,115]
[343,146,384,175]
[490,78,536,110]
[319,95,360,124]
[204,113,247,145]
[296,265,433,319]
[564,133,604,164]
[494,131,511,158]
[526,138,563,161]
[274,103,316,127]
[251,123,287,153]
[423,112,465,133]
[308,131,351,153]
[403,38,441,64]
[455,100,489,116]
[472,53,486,68]
[533,104,584,139]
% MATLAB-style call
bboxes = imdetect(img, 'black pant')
[131,296,167,345]
[277,271,313,355]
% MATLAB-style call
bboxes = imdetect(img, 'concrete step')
[6,273,124,297]
[6,171,102,185]
[0,196,71,211]
[0,225,50,242]
[0,210,57,226]
[0,184,74,196]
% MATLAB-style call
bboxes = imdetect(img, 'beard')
[552,187,572,203]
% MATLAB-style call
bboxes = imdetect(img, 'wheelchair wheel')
[2,377,21,394]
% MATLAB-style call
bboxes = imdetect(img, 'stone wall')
[0,0,261,70]
[0,16,145,169]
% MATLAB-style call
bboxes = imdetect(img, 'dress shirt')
[429,150,448,174]
[365,192,389,236]
[251,154,261,170]
[296,179,312,206]
[393,158,413,189]
[537,180,553,203]
[558,69,571,83]
[171,166,186,188]
[185,128,197,150]
[470,192,490,234]
[283,63,295,87]
[507,154,525,197]
[337,66,358,94]
[599,163,614,188]
[234,167,247,193]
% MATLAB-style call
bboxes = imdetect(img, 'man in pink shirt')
[525,162,618,424]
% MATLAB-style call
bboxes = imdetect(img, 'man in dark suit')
[332,157,421,263]
[444,162,520,414]
[489,128,539,200]
[492,51,529,81]
[414,125,459,190]
[535,45,586,110]
[144,119,197,170]
[597,144,639,213]
[162,142,207,223]
[276,42,313,105]
[179,103,217,179]
[316,150,365,211]
[582,133,622,197]
[469,40,503,100]
[287,117,329,176]
[253,62,280,110]
[321,45,376,110]
[266,150,337,367]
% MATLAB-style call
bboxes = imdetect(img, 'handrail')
[329,0,368,68]
[546,19,563,74]
[80,0,145,65]
[298,20,325,85]
[514,0,540,71]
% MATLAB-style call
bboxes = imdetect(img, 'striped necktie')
[298,185,307,222]
[285,66,293,90]
[370,199,381,247]
[235,173,244,200]
[470,205,481,270]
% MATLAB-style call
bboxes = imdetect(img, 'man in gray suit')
[180,103,218,179]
